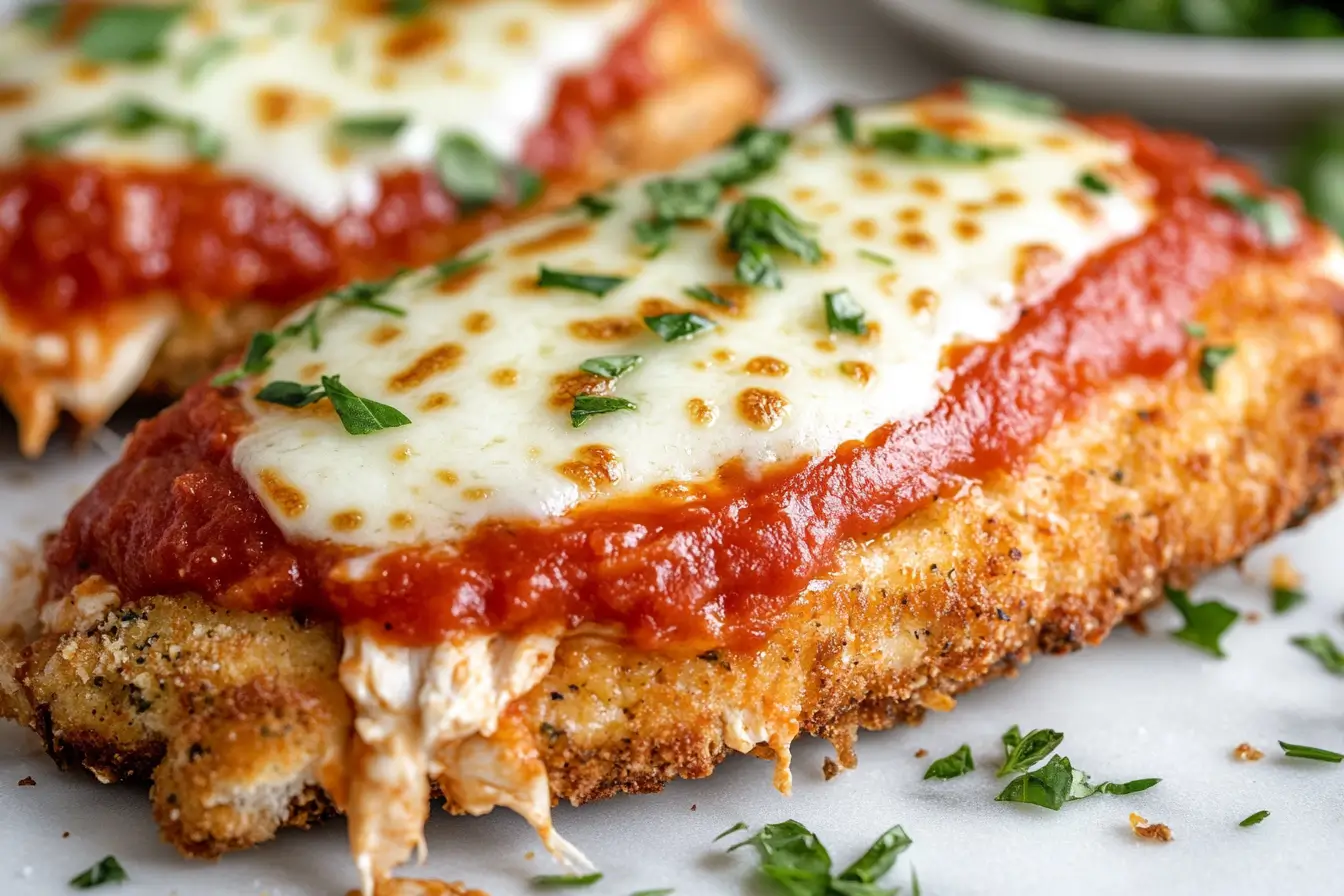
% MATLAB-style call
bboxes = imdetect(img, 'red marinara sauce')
[0,2,668,328]
[43,117,1321,651]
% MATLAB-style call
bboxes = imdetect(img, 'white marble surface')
[1,2,1341,894]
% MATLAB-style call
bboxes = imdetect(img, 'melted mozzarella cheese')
[0,0,644,219]
[233,98,1155,547]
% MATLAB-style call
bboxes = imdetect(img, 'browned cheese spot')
[653,481,709,503]
[64,60,105,84]
[877,271,900,297]
[737,387,790,432]
[419,392,454,412]
[490,367,519,388]
[550,371,611,408]
[388,511,415,530]
[508,223,595,257]
[910,177,943,199]
[391,443,414,462]
[853,167,891,192]
[462,311,494,334]
[331,510,365,532]
[326,143,353,168]
[557,444,622,493]
[368,323,403,346]
[914,108,982,138]
[791,186,818,203]
[373,67,398,90]
[1014,242,1065,298]
[568,317,641,342]
[501,19,532,46]
[388,343,465,392]
[298,362,327,381]
[436,262,489,295]
[898,230,936,252]
[638,297,685,319]
[0,84,33,108]
[462,487,493,502]
[1055,187,1102,224]
[382,17,452,60]
[814,338,838,354]
[686,397,718,427]
[1039,133,1073,150]
[993,188,1024,207]
[851,218,879,240]
[839,360,875,386]
[259,469,307,518]
[744,356,790,377]
[953,218,982,242]
[907,287,938,315]
[815,201,842,217]
[191,5,219,31]
[896,206,924,226]
[254,86,331,128]
[436,469,459,486]
[957,200,987,215]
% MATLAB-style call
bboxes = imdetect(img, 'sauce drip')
[43,117,1319,650]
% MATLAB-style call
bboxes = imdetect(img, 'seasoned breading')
[3,258,1340,858]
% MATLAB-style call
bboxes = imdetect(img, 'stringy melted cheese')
[232,98,1156,547]
[0,0,644,220]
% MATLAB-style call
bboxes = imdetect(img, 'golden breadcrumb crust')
[2,260,1342,858]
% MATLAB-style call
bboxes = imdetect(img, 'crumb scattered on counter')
[690,804,696,811]
[1245,611,1262,624]
[62,831,69,838]
[1129,812,1173,842]
[914,748,928,758]
[1270,554,1301,592]
[822,757,841,781]
[523,852,534,862]
[1126,613,1150,636]
[1234,743,1264,761]
[17,776,35,786]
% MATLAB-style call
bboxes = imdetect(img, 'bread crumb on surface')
[1270,554,1302,592]
[822,756,842,781]
[914,748,929,758]
[1129,812,1173,842]
[16,776,34,786]
[1245,611,1262,624]
[1126,612,1150,635]
[1234,743,1265,762]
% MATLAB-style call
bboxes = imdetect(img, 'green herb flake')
[832,103,858,144]
[571,394,637,428]
[684,284,730,308]
[1239,810,1271,827]
[180,36,239,86]
[644,312,717,343]
[537,266,627,298]
[256,377,410,436]
[924,744,975,780]
[212,331,278,387]
[871,126,1019,164]
[334,113,409,142]
[726,820,912,895]
[1290,633,1344,675]
[513,165,545,207]
[629,890,674,896]
[963,78,1063,117]
[1079,170,1112,195]
[575,193,616,219]
[21,3,63,36]
[21,116,100,154]
[713,822,748,842]
[824,288,868,337]
[858,248,894,266]
[255,380,327,409]
[429,250,490,283]
[645,177,722,222]
[1209,181,1299,248]
[632,217,673,258]
[1165,585,1238,658]
[69,855,128,888]
[711,124,792,186]
[530,872,603,888]
[725,195,822,288]
[1278,741,1343,763]
[997,727,1064,777]
[838,824,913,885]
[734,244,781,289]
[24,97,225,161]
[79,4,188,63]
[327,270,409,316]
[1273,585,1307,614]
[1182,321,1208,339]
[1198,345,1237,391]
[435,132,504,206]
[996,755,1153,810]
[579,355,643,380]
[388,0,430,18]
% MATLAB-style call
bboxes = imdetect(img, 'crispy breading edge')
[2,261,1342,857]
[3,2,774,454]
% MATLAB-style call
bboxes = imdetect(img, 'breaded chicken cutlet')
[0,0,770,456]
[3,86,1344,894]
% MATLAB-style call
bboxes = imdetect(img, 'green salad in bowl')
[984,0,1344,36]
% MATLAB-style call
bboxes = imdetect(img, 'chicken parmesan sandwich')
[3,84,1343,892]
[0,0,769,455]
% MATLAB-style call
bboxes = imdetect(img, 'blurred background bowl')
[871,0,1344,137]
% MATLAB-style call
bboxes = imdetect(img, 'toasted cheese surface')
[0,0,644,219]
[231,97,1155,547]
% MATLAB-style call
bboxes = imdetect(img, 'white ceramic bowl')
[871,0,1344,135]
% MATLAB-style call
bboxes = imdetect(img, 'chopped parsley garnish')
[78,4,188,63]
[1197,345,1236,391]
[1164,585,1238,657]
[69,855,128,888]
[997,754,1158,810]
[180,36,239,86]
[1182,321,1208,339]
[23,96,225,160]
[389,0,430,18]
[530,872,603,888]
[629,890,674,896]
[633,217,674,258]
[434,132,504,206]
[645,177,722,222]
[1239,810,1270,827]
[1078,170,1112,195]
[684,284,731,307]
[211,331,278,387]
[257,375,411,435]
[725,820,912,896]
[575,193,616,219]
[20,3,63,36]
[644,312,717,342]
[570,394,636,428]
[334,113,409,142]
[1279,741,1343,763]
[714,822,749,842]
[1208,181,1299,248]
[998,726,1064,777]
[328,270,410,315]
[429,249,490,283]
[1273,584,1307,614]
[824,288,868,336]
[963,78,1063,117]
[871,127,1019,164]
[1290,633,1344,674]
[514,166,545,206]
[579,355,643,380]
[711,124,793,186]
[858,248,894,266]
[832,103,858,144]
[924,744,975,780]
[725,196,822,288]
[537,266,627,297]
